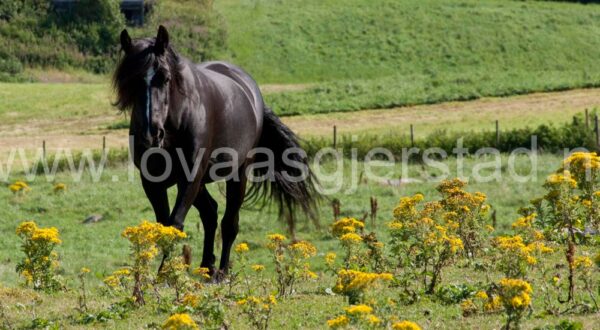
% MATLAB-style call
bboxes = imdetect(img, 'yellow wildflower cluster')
[389,189,470,293]
[236,295,277,329]
[339,232,362,245]
[327,304,384,328]
[15,221,62,291]
[325,252,337,267]
[162,313,198,330]
[392,194,424,220]
[53,183,67,193]
[327,315,349,328]
[251,264,265,272]
[512,213,536,229]
[333,269,392,302]
[121,221,187,304]
[234,242,250,254]
[103,268,132,290]
[16,221,61,244]
[493,235,553,278]
[289,241,317,258]
[122,221,186,257]
[9,181,30,194]
[499,278,533,310]
[573,255,593,269]
[331,217,365,237]
[182,293,200,308]
[560,152,600,186]
[461,290,502,316]
[192,267,211,280]
[266,234,318,296]
[391,320,422,330]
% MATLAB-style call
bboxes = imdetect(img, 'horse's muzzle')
[144,128,165,148]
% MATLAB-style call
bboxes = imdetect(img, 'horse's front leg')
[168,150,208,231]
[141,177,171,271]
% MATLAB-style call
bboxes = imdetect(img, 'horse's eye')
[152,71,169,86]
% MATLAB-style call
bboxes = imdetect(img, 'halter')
[144,67,156,136]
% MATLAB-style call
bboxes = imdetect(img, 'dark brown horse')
[113,26,318,277]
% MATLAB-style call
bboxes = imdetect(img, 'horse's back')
[195,61,264,165]
[198,61,264,122]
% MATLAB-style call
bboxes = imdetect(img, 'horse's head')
[113,25,182,148]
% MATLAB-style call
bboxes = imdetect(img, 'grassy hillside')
[215,0,600,114]
[6,0,600,115]
[218,0,600,83]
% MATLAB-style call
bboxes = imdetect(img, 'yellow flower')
[192,267,211,280]
[512,213,536,229]
[331,218,365,237]
[21,270,33,283]
[16,221,38,235]
[392,320,422,330]
[234,242,250,253]
[53,183,67,192]
[267,233,286,242]
[325,252,336,267]
[460,299,477,315]
[339,233,362,244]
[289,241,317,258]
[327,315,349,328]
[162,313,198,330]
[182,294,200,308]
[251,264,265,272]
[475,290,488,300]
[333,270,393,295]
[344,304,372,315]
[31,227,62,244]
[367,314,381,325]
[80,267,91,274]
[10,181,30,193]
[511,296,524,308]
[573,256,593,269]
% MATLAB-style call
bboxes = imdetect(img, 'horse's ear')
[155,25,169,55]
[120,29,132,54]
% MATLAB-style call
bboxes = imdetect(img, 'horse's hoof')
[211,270,228,284]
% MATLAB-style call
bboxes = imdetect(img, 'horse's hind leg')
[217,173,247,279]
[193,187,219,274]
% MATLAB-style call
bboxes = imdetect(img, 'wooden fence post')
[410,124,414,148]
[595,115,599,148]
[495,120,500,148]
[333,125,337,149]
[585,108,589,130]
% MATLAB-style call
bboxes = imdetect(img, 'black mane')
[112,38,184,111]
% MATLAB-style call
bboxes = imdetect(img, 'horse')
[113,25,318,278]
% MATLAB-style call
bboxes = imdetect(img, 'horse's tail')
[246,107,320,235]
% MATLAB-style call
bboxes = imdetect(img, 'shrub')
[266,234,318,297]
[15,221,62,291]
[121,221,187,305]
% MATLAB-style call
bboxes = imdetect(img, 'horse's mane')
[112,38,184,112]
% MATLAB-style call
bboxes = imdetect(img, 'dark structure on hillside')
[51,0,154,26]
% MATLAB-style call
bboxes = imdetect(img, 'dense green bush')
[0,0,227,80]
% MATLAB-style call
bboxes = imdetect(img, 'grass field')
[215,0,600,114]
[3,154,599,329]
